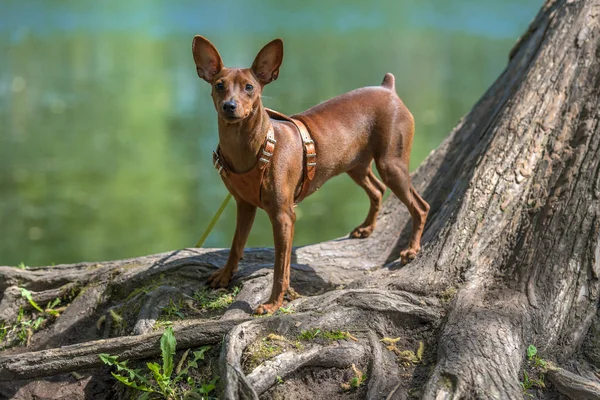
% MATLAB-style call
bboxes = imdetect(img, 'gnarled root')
[547,364,600,400]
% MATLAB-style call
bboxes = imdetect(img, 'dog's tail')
[381,73,395,90]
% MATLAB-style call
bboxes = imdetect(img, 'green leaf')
[199,382,216,394]
[111,372,155,392]
[32,317,44,330]
[193,346,210,360]
[527,345,537,360]
[416,341,424,361]
[137,392,152,400]
[45,309,60,317]
[175,346,211,384]
[48,298,61,309]
[147,362,163,383]
[522,370,531,389]
[19,288,43,313]
[160,326,176,378]
[537,358,547,368]
[176,348,190,375]
[99,353,119,366]
[199,377,218,394]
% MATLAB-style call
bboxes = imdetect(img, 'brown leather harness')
[212,108,316,209]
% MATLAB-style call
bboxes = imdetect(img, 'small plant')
[298,328,354,341]
[322,330,352,340]
[298,328,321,340]
[153,320,173,331]
[0,307,44,349]
[16,262,27,269]
[527,344,547,368]
[1,289,63,349]
[380,337,401,345]
[242,336,284,372]
[277,306,295,314]
[382,337,424,366]
[161,299,186,320]
[520,370,545,392]
[193,287,240,311]
[438,287,457,303]
[341,364,366,391]
[416,341,425,362]
[99,327,217,399]
[520,344,546,397]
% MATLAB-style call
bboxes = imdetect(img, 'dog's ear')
[251,39,284,86]
[192,36,224,82]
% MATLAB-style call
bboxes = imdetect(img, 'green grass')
[298,328,352,341]
[161,299,186,320]
[243,337,283,372]
[277,306,295,314]
[193,286,240,311]
[298,328,356,341]
[0,289,63,349]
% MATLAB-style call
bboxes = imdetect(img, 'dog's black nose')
[222,101,237,113]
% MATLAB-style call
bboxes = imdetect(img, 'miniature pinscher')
[192,36,429,314]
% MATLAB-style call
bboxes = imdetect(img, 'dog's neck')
[217,103,270,173]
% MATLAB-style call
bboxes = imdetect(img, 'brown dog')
[192,36,429,314]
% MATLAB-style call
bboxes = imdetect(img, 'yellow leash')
[195,193,232,247]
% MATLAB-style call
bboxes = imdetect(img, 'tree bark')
[2,0,600,398]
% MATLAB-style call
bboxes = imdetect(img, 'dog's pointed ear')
[251,39,283,86]
[192,36,224,82]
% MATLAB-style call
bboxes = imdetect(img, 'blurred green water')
[0,0,542,266]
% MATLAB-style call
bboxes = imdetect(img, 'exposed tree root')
[132,285,181,335]
[422,289,529,399]
[366,331,401,399]
[0,318,248,381]
[31,282,108,350]
[547,364,600,400]
[224,270,273,320]
[248,341,367,395]
[217,288,440,399]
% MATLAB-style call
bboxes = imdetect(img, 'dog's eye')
[215,82,224,91]
[245,84,254,92]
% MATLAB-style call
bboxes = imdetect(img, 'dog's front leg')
[255,205,295,315]
[207,199,256,288]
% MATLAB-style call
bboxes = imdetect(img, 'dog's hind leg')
[348,162,386,239]
[375,158,429,263]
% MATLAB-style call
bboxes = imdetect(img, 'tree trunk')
[2,0,600,398]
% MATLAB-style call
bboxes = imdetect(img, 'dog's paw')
[207,267,233,288]
[350,225,374,239]
[400,248,419,264]
[254,302,280,315]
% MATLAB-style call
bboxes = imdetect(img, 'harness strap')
[213,125,275,177]
[291,117,316,203]
[264,108,317,203]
